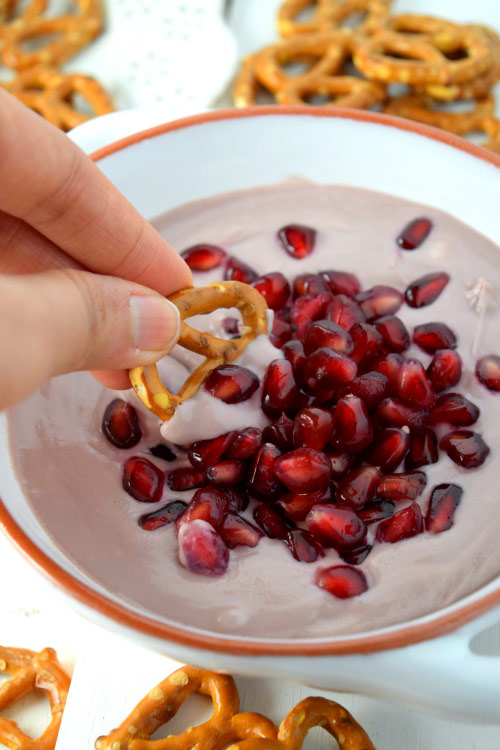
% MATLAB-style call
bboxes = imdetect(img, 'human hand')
[0,90,192,410]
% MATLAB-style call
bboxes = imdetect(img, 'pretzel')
[0,646,70,750]
[384,92,495,135]
[277,0,392,39]
[278,73,385,108]
[129,281,268,422]
[0,0,46,33]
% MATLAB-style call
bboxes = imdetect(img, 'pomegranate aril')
[139,500,187,530]
[339,543,372,566]
[303,348,357,392]
[304,319,354,356]
[376,502,423,543]
[315,565,368,599]
[427,349,462,392]
[277,484,335,522]
[413,322,457,353]
[219,513,263,549]
[350,323,384,365]
[333,394,373,452]
[226,427,262,460]
[224,255,258,283]
[285,529,324,562]
[254,503,294,539]
[149,443,176,462]
[252,272,290,310]
[261,359,300,418]
[263,414,294,451]
[396,358,435,408]
[373,353,404,390]
[429,393,479,427]
[405,272,450,308]
[337,466,381,509]
[292,407,334,451]
[273,447,332,492]
[293,273,330,298]
[282,339,306,382]
[426,483,463,534]
[247,443,284,501]
[344,371,389,410]
[206,460,246,486]
[277,223,316,259]
[178,520,229,577]
[357,498,395,525]
[440,430,490,468]
[306,505,366,549]
[175,488,230,531]
[327,450,360,479]
[320,269,361,298]
[291,292,333,340]
[270,315,294,348]
[225,488,249,513]
[397,217,433,250]
[376,471,427,501]
[102,399,142,449]
[356,285,403,320]
[181,243,226,271]
[204,364,260,404]
[222,317,240,336]
[375,315,410,353]
[405,428,438,470]
[476,355,500,392]
[326,294,365,330]
[377,397,429,431]
[188,431,237,468]
[123,457,164,503]
[168,467,208,492]
[365,426,410,472]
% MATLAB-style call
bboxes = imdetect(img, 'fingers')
[0,269,181,409]
[0,210,81,273]
[0,91,192,296]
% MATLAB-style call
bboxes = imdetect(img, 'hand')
[0,90,192,409]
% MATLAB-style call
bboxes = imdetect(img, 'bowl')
[1,107,500,722]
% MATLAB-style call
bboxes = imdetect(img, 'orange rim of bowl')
[2,106,500,656]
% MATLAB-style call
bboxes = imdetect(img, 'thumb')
[0,268,182,409]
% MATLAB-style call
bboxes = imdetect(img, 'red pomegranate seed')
[396,358,436,408]
[225,488,249,513]
[376,397,429,431]
[405,271,450,308]
[273,448,332,492]
[181,243,226,271]
[293,273,330,298]
[320,270,361,298]
[188,431,237,468]
[476,355,500,392]
[376,502,423,543]
[270,315,294,348]
[349,323,384,365]
[139,500,187,530]
[224,255,258,283]
[376,471,427,501]
[175,488,230,531]
[405,429,438,470]
[426,483,463,534]
[293,407,334,451]
[222,317,240,336]
[357,498,395,525]
[278,485,335,522]
[327,450,360,479]
[427,349,462,392]
[440,430,490,468]
[413,322,457,353]
[291,292,333,340]
[315,565,368,599]
[226,427,262,460]
[123,457,164,503]
[397,217,433,250]
[277,223,316,259]
[178,520,229,577]
[326,294,365,330]
[149,444,176,462]
[247,443,284,500]
[263,414,295,451]
[365,426,410,472]
[219,513,263,549]
[167,467,208,492]
[339,543,373,566]
[102,399,142,449]
[285,529,324,562]
[375,315,410,353]
[356,285,403,320]
[344,371,389,410]
[253,503,294,539]
[337,466,381,509]
[429,393,479,427]
[304,319,354,356]
[303,348,357,392]
[282,339,306,382]
[306,505,366,549]
[373,353,404,390]
[333,394,373,452]
[204,364,260,404]
[206,460,246,486]
[261,359,300,418]
[252,272,290,310]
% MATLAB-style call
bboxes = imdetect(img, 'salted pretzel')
[277,0,392,39]
[129,281,268,422]
[384,92,495,135]
[278,73,385,108]
[0,646,70,750]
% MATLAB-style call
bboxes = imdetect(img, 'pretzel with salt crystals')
[129,281,268,422]
[0,646,70,750]
[277,0,392,39]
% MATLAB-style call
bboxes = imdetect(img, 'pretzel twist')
[277,0,392,39]
[129,281,268,422]
[0,0,46,34]
[277,73,386,107]
[384,92,495,135]
[0,646,71,750]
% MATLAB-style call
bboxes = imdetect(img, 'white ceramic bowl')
[2,107,500,722]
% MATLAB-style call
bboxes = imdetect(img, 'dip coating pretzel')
[129,281,268,422]
[384,92,495,135]
[0,646,70,750]
[277,0,392,39]
[278,73,385,108]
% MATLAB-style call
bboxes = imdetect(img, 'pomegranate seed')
[273,448,332,492]
[326,294,365,330]
[303,348,357,392]
[396,359,435,408]
[376,397,429,431]
[376,471,427,501]
[277,223,316,258]
[262,415,294,451]
[426,483,463,534]
[285,529,324,562]
[282,339,306,382]
[413,322,457,353]
[306,505,366,549]
[304,319,354,356]
[327,450,360,479]
[315,565,368,599]
[376,502,423,543]
[225,488,249,513]
[427,349,462,392]
[206,460,246,486]
[254,503,294,539]
[293,273,330,298]
[204,364,260,404]
[365,426,410,472]
[476,355,500,392]
[181,243,226,271]
[291,292,333,340]
[344,371,389,409]
[339,543,372,566]
[429,393,479,427]
[375,315,410,352]
[333,394,373,452]
[440,430,490,468]
[222,317,240,336]
[149,443,176,462]
[123,457,164,503]
[188,431,237,468]
[293,407,334,451]
[397,217,433,250]
[350,323,384,365]
[405,428,438,470]
[405,271,450,308]
[167,467,208,492]
[102,399,142,449]
[357,498,395,525]
[175,488,230,532]
[278,485,335,522]
[337,466,381,509]
[252,272,290,310]
[224,255,258,283]
[270,315,294,348]
[226,427,262,460]
[219,513,263,549]
[261,359,300,418]
[356,285,403,320]
[373,353,404,390]
[178,520,229,577]
[139,500,187,530]
[247,443,284,500]
[320,270,361,297]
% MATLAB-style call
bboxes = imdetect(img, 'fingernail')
[129,294,180,352]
